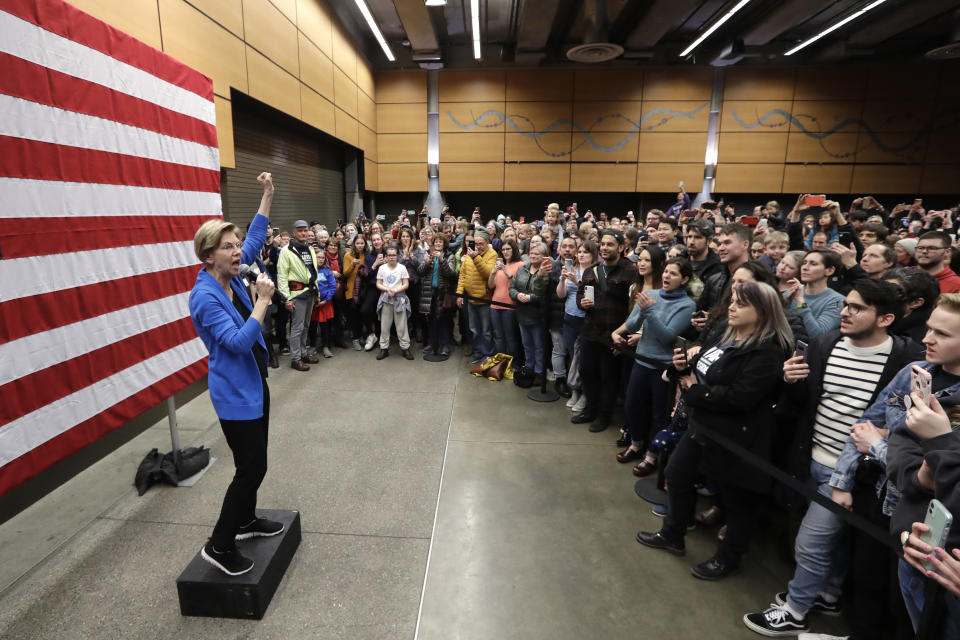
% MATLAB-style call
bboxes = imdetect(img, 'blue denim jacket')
[829,361,960,515]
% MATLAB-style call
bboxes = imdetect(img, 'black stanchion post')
[527,270,559,403]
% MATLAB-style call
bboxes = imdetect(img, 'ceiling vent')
[927,10,960,60]
[566,0,622,64]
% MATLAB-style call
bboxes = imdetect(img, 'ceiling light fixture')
[471,0,481,59]
[680,0,753,58]
[353,0,395,62]
[424,0,447,6]
[784,0,888,56]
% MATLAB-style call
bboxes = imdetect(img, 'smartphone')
[742,216,759,226]
[377,214,386,222]
[838,231,855,247]
[583,285,594,302]
[920,499,954,572]
[804,194,826,207]
[467,240,476,251]
[912,365,932,407]
[519,217,525,224]
[680,209,697,218]
[757,218,768,231]
[914,198,923,206]
[795,340,808,362]
[676,337,691,360]
[565,258,573,270]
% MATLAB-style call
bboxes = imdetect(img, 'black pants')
[580,338,621,417]
[274,305,289,348]
[661,431,759,566]
[849,480,914,640]
[211,379,270,550]
[624,361,669,449]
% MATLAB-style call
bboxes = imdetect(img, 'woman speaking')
[189,172,281,576]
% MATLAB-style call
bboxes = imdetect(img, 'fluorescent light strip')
[471,0,481,59]
[353,0,395,62]
[680,0,753,58]
[784,0,888,56]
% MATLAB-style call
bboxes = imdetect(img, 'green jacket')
[509,264,550,325]
[277,242,318,301]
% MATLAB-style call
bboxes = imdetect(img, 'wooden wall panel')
[364,159,378,191]
[330,22,356,80]
[571,133,639,162]
[378,134,427,163]
[926,133,960,163]
[158,0,247,97]
[69,0,163,49]
[503,102,573,132]
[271,0,296,21]
[357,58,374,100]
[376,72,427,103]
[851,165,922,194]
[506,70,573,102]
[855,134,926,163]
[377,103,427,133]
[794,68,866,101]
[184,0,243,37]
[638,101,710,132]
[335,108,359,147]
[246,46,300,118]
[920,164,960,194]
[867,67,939,99]
[358,124,377,160]
[861,102,935,132]
[723,68,794,100]
[720,101,793,132]
[243,0,299,76]
[573,102,646,132]
[297,0,332,56]
[298,33,333,100]
[718,132,788,163]
[440,163,504,191]
[334,66,359,116]
[637,133,706,163]
[505,132,572,161]
[570,164,636,192]
[357,91,376,130]
[785,132,859,163]
[215,96,235,167]
[504,164,570,191]
[938,67,960,101]
[787,101,863,133]
[440,102,507,132]
[636,163,703,192]
[301,83,335,134]
[438,133,505,163]
[782,165,853,194]
[714,164,784,193]
[643,68,712,101]
[574,70,643,101]
[439,71,505,102]
[378,164,427,191]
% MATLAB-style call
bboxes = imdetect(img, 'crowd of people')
[242,186,960,638]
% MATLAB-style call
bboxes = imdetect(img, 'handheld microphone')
[238,263,261,284]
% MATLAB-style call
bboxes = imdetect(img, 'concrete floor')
[0,345,849,639]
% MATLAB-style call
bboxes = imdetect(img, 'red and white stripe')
[0,0,220,496]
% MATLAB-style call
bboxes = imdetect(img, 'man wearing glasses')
[916,231,960,294]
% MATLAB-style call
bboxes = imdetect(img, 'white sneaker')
[364,334,377,351]
[566,390,580,409]
[546,369,556,382]
[322,347,333,358]
[352,339,362,351]
[798,635,849,640]
[572,394,587,413]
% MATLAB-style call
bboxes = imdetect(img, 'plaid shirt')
[576,258,637,343]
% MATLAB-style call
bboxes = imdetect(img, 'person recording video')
[188,172,283,576]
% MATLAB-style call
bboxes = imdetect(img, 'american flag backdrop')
[0,0,220,496]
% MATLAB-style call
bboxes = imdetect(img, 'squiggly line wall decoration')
[729,107,960,160]
[446,103,708,158]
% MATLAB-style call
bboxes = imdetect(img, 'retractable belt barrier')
[453,290,900,552]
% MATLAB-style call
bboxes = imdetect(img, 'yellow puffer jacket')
[456,246,497,304]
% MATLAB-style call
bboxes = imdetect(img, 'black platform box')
[176,509,301,619]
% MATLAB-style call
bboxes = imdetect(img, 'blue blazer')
[189,213,269,420]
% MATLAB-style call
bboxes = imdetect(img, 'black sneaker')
[691,557,739,580]
[402,348,414,361]
[236,517,284,540]
[588,415,610,433]
[570,412,597,424]
[200,540,254,576]
[775,592,841,616]
[635,530,686,556]
[376,348,389,360]
[743,603,809,636]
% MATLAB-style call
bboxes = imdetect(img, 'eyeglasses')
[218,241,243,251]
[916,245,946,253]
[841,301,869,315]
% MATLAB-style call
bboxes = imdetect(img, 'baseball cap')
[293,219,309,229]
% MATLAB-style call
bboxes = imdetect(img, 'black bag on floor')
[176,446,210,480]
[134,448,178,496]
[512,365,535,388]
